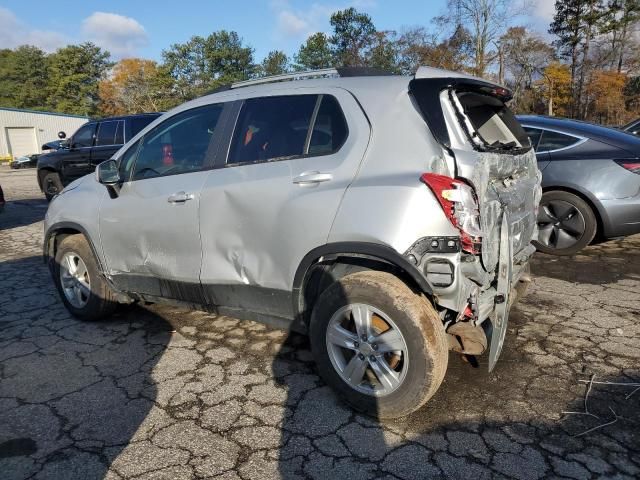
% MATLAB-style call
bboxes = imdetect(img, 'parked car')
[518,115,640,255]
[0,183,4,213]
[10,154,39,169]
[37,113,161,200]
[44,67,541,418]
[622,118,640,136]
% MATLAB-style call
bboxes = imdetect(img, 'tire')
[53,235,118,321]
[533,190,597,256]
[41,171,64,201]
[309,271,449,418]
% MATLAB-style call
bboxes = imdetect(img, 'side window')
[132,104,223,180]
[308,95,348,155]
[119,139,141,181]
[228,95,318,164]
[72,123,96,148]
[523,127,542,151]
[95,121,118,146]
[538,130,581,152]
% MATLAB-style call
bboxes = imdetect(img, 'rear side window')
[455,91,530,151]
[228,95,318,164]
[523,127,542,151]
[309,95,348,155]
[538,130,581,152]
[131,116,158,137]
[95,120,124,146]
[131,105,223,180]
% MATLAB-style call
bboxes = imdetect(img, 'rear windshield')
[455,91,530,151]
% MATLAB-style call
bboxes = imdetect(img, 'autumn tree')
[396,25,473,74]
[99,58,170,116]
[587,70,628,123]
[47,43,112,116]
[293,33,334,70]
[538,62,572,116]
[443,0,511,77]
[500,27,554,112]
[259,50,289,76]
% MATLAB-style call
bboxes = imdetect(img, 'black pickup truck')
[37,113,161,200]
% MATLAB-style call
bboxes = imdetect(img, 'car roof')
[91,112,162,122]
[517,115,640,150]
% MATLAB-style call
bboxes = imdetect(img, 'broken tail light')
[614,159,640,175]
[420,173,483,254]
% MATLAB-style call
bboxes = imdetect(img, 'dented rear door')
[198,87,370,319]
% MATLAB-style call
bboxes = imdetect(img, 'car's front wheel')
[41,171,64,201]
[53,235,118,321]
[310,271,449,418]
[533,190,597,255]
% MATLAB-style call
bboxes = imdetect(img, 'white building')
[0,108,89,159]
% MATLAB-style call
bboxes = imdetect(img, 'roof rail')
[231,68,339,89]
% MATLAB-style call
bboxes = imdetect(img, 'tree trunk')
[577,24,593,120]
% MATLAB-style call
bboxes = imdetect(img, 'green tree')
[601,0,640,72]
[259,50,289,76]
[47,42,112,116]
[162,31,255,100]
[368,31,400,72]
[329,7,376,66]
[549,0,605,118]
[293,33,334,70]
[0,46,49,109]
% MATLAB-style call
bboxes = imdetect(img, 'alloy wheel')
[59,252,91,308]
[326,303,409,397]
[537,200,586,250]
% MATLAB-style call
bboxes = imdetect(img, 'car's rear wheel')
[53,235,118,321]
[309,271,448,418]
[41,171,63,201]
[533,191,597,256]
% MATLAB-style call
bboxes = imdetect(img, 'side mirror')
[58,131,66,139]
[96,159,121,185]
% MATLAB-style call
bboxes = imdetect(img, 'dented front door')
[99,171,207,295]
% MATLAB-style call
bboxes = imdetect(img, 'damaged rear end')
[409,68,542,370]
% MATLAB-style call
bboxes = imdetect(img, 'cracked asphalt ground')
[0,167,639,480]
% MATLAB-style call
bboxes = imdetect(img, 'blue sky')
[0,1,556,62]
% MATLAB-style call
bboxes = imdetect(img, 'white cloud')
[278,10,310,37]
[271,1,377,41]
[531,0,556,24]
[0,7,68,52]
[81,12,148,59]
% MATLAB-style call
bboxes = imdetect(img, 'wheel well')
[542,186,604,240]
[296,255,432,328]
[45,228,82,261]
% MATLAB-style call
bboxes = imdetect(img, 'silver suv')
[44,67,541,418]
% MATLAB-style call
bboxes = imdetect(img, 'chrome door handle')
[292,171,333,185]
[167,191,194,203]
